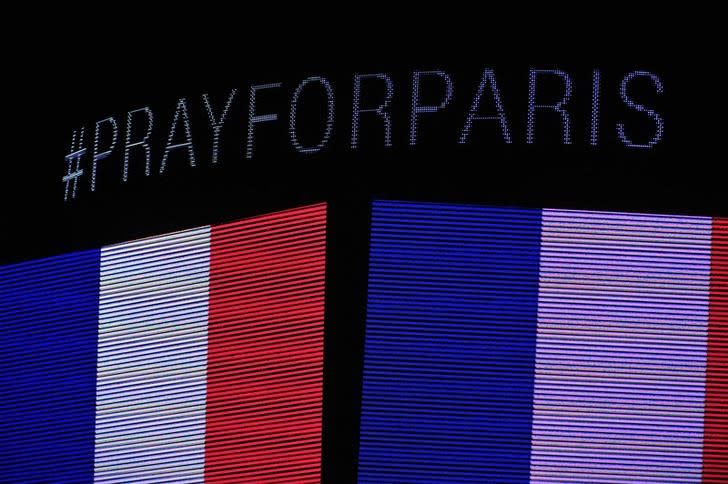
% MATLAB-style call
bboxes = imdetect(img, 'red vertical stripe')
[704,218,728,483]
[205,204,326,483]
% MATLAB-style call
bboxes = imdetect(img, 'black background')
[3,36,724,482]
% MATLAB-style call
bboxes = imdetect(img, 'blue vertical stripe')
[0,250,100,483]
[358,200,542,483]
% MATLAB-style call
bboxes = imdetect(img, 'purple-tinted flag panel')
[360,202,727,484]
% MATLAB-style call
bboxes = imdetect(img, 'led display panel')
[358,200,727,483]
[0,203,326,484]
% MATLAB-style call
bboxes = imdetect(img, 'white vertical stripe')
[530,210,711,483]
[94,227,210,484]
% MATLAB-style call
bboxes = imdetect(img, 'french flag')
[1,204,327,484]
[358,201,727,484]
[3,200,727,483]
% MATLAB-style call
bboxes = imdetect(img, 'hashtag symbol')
[63,128,86,201]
